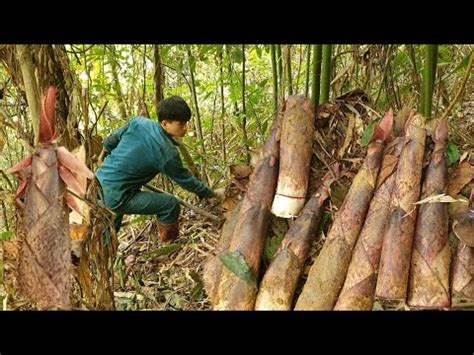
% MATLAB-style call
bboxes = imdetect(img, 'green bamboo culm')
[287,45,293,96]
[320,44,333,105]
[277,44,284,102]
[421,44,438,118]
[271,44,278,113]
[304,44,311,97]
[311,44,323,109]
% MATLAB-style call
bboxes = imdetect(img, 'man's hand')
[97,148,106,166]
[213,188,226,202]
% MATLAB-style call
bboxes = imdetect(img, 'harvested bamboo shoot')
[295,110,393,310]
[213,110,283,310]
[375,113,427,307]
[271,96,314,218]
[335,136,405,310]
[407,119,451,309]
[255,166,336,310]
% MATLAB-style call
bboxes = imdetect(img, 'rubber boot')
[157,221,179,244]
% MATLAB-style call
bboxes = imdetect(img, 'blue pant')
[111,191,180,233]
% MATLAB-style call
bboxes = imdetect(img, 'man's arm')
[162,154,214,199]
[102,121,131,155]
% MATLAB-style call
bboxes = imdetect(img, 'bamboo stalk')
[422,45,438,118]
[305,45,311,97]
[311,45,322,110]
[271,45,278,114]
[16,45,41,146]
[320,44,333,105]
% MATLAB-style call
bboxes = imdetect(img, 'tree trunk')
[187,48,204,145]
[110,46,129,120]
[187,47,206,179]
[153,45,164,107]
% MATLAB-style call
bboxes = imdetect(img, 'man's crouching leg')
[156,195,181,244]
[114,191,181,245]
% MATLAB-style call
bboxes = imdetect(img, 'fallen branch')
[144,183,220,223]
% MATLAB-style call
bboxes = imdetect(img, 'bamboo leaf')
[143,244,182,260]
[220,251,257,286]
[318,211,332,235]
[447,139,461,166]
[415,193,467,205]
[189,270,204,301]
[264,234,284,262]
[0,231,13,241]
[360,122,375,148]
[453,52,472,73]
[231,48,243,64]
[447,161,474,197]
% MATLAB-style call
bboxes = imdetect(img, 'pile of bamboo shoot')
[204,101,473,311]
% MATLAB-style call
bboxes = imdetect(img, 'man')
[96,96,222,244]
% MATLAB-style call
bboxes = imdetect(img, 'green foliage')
[360,122,375,148]
[318,211,333,235]
[219,251,257,286]
[0,231,13,241]
[143,244,183,261]
[447,139,461,166]
[264,234,284,262]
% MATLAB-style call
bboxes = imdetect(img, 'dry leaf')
[230,164,253,179]
[338,114,356,159]
[222,196,238,213]
[414,193,467,205]
[448,161,474,197]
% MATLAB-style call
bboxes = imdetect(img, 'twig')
[441,51,474,121]
[120,221,152,254]
[144,184,220,223]
[0,169,14,190]
[0,108,34,148]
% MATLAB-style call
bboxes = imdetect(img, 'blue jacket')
[96,116,213,209]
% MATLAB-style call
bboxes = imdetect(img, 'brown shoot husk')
[375,114,427,307]
[407,119,451,309]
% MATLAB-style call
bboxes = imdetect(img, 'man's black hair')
[157,96,192,122]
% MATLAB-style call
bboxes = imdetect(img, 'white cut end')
[271,194,305,218]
